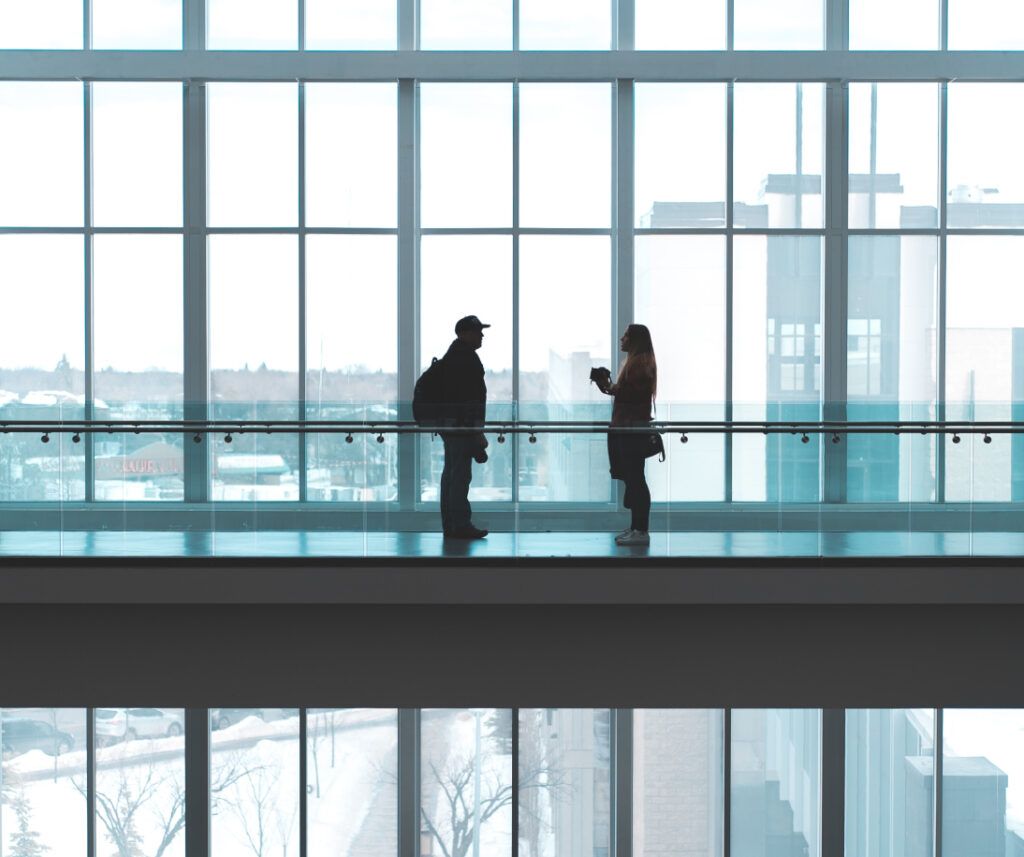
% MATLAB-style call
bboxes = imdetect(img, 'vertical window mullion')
[299,707,308,857]
[725,82,734,502]
[398,0,415,50]
[823,80,849,503]
[84,80,95,502]
[615,0,635,51]
[183,79,209,502]
[399,708,420,857]
[185,708,211,857]
[512,81,521,504]
[397,79,418,510]
[724,708,732,857]
[821,709,846,857]
[614,79,634,506]
[87,707,96,857]
[936,82,948,503]
[299,81,308,501]
[613,709,633,857]
[934,708,944,857]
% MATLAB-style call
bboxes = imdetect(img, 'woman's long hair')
[617,323,657,399]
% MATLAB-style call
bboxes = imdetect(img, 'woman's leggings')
[620,448,651,532]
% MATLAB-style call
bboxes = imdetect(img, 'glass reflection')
[421,709,513,857]
[307,709,398,857]
[633,710,724,857]
[731,709,821,857]
[0,708,86,857]
[845,709,934,857]
[210,708,300,857]
[518,709,611,857]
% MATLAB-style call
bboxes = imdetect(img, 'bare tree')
[76,748,257,857]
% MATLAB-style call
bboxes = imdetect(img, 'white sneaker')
[615,527,632,540]
[616,529,650,546]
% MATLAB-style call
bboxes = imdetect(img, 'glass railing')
[0,400,1021,558]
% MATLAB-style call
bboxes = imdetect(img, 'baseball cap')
[455,315,492,334]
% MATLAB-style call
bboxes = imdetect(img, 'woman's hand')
[590,366,613,394]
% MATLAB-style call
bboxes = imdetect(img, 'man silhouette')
[439,315,490,539]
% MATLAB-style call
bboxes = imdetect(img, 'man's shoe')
[446,525,489,539]
[616,529,650,546]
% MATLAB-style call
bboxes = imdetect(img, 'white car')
[95,708,184,745]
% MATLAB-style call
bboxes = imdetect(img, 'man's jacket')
[441,338,487,427]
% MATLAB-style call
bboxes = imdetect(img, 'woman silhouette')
[594,323,658,546]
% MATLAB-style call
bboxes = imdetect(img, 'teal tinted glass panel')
[846,709,934,857]
[733,236,823,503]
[847,236,937,503]
[731,709,821,857]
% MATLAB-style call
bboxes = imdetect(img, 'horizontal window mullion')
[7,51,1024,83]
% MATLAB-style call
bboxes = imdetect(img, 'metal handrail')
[0,418,1018,443]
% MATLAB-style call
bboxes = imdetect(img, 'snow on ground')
[307,713,398,857]
[2,708,400,857]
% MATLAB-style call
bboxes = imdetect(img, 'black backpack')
[412,357,448,426]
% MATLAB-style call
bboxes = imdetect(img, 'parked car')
[94,708,184,745]
[210,708,299,731]
[0,717,74,758]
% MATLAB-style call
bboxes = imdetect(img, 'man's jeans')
[440,435,475,532]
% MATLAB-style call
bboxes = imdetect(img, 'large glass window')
[635,236,726,502]
[734,84,825,230]
[0,82,83,227]
[847,237,937,503]
[306,235,398,502]
[943,710,1024,855]
[0,708,87,857]
[420,0,512,49]
[207,83,298,228]
[848,84,939,230]
[420,83,512,228]
[0,235,85,501]
[519,0,610,50]
[947,84,1024,228]
[0,0,82,48]
[305,0,397,50]
[94,708,186,857]
[731,709,821,857]
[419,236,513,503]
[945,236,1024,502]
[208,235,300,501]
[733,0,824,49]
[849,0,940,49]
[635,0,726,50]
[518,709,611,857]
[520,83,611,229]
[846,709,934,857]
[519,236,611,502]
[93,235,184,501]
[210,708,300,857]
[733,236,823,503]
[305,83,397,228]
[307,709,398,857]
[92,82,183,228]
[635,84,727,229]
[421,709,513,857]
[949,0,1024,49]
[633,710,724,857]
[206,0,298,49]
[91,0,183,49]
